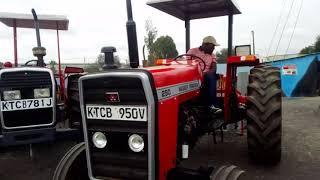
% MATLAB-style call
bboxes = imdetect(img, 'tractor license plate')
[86,105,147,121]
[0,98,53,112]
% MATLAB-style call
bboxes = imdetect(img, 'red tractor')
[0,9,71,146]
[53,0,282,179]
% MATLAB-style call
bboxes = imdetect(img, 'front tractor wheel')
[247,65,282,164]
[210,165,245,180]
[52,143,89,180]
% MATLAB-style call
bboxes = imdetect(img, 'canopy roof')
[147,0,241,20]
[0,12,69,30]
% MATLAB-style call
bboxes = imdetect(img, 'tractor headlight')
[128,134,144,152]
[34,88,50,98]
[3,90,21,101]
[92,132,107,149]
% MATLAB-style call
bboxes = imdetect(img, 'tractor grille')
[0,69,54,129]
[82,75,150,179]
[0,71,52,88]
[82,77,146,105]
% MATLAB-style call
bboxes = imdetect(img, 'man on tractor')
[187,36,222,114]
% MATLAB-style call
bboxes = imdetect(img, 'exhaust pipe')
[31,9,46,67]
[126,0,139,68]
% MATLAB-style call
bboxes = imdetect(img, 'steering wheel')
[24,60,38,66]
[173,54,206,71]
[24,60,46,67]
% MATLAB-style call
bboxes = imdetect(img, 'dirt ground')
[0,97,319,180]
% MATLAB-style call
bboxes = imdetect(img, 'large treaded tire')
[52,143,88,180]
[210,165,245,180]
[247,65,282,164]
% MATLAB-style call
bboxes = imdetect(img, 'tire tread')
[247,65,282,164]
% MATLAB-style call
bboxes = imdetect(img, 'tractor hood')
[145,61,203,101]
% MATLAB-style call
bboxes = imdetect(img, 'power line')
[285,0,304,57]
[267,0,288,57]
[273,0,296,61]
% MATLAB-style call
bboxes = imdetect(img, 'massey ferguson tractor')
[53,0,282,179]
[0,9,67,146]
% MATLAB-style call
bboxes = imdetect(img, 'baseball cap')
[203,36,220,46]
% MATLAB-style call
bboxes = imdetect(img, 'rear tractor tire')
[247,65,282,164]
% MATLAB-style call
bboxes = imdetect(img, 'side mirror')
[235,45,251,56]
[64,66,84,74]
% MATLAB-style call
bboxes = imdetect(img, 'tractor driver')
[187,36,222,114]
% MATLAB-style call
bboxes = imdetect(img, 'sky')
[0,0,318,64]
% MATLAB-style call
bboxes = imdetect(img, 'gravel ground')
[184,97,320,180]
[0,97,319,180]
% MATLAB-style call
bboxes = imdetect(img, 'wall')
[266,53,320,97]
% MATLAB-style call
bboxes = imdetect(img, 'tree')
[97,54,105,68]
[216,48,235,64]
[299,35,320,54]
[314,36,320,52]
[97,54,121,68]
[144,19,158,65]
[144,20,178,65]
[300,45,315,54]
[48,60,57,73]
[152,36,178,59]
[84,64,100,73]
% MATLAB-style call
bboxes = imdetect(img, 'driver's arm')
[186,48,196,58]
[186,48,205,68]
[186,48,200,63]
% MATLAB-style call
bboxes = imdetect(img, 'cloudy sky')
[0,0,318,64]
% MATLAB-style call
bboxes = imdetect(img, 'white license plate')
[0,98,53,112]
[86,105,147,121]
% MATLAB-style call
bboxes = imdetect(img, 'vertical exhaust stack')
[31,9,46,67]
[126,0,139,68]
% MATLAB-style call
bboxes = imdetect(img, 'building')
[266,53,320,97]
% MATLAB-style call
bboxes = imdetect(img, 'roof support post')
[56,22,64,100]
[228,13,233,56]
[185,19,190,53]
[13,19,18,67]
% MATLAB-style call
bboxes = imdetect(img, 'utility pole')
[251,30,255,55]
[83,56,86,69]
